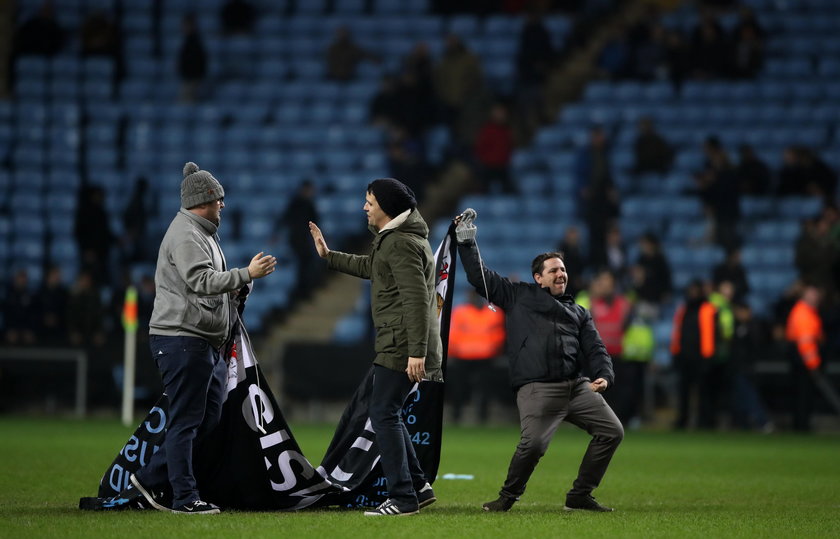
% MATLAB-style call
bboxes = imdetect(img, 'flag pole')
[121,286,138,426]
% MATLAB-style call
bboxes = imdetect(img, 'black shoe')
[363,498,419,516]
[482,496,516,512]
[171,499,221,514]
[130,474,171,512]
[564,494,614,512]
[417,483,437,509]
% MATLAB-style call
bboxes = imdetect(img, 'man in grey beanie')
[130,162,277,515]
[309,178,442,516]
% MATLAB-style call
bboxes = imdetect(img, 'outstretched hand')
[248,252,277,279]
[454,208,477,244]
[309,221,330,258]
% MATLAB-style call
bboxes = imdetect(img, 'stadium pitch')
[0,417,838,538]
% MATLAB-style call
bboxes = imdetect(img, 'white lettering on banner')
[242,384,274,432]
[259,430,290,449]
[108,464,129,493]
[268,450,313,491]
[144,407,166,434]
[122,435,160,466]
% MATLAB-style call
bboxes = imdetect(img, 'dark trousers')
[789,354,815,432]
[135,335,227,508]
[499,379,624,500]
[369,365,428,511]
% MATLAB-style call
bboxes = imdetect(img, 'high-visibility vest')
[670,301,717,359]
[786,299,823,371]
[448,303,505,360]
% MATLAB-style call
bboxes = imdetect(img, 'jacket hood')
[369,208,428,239]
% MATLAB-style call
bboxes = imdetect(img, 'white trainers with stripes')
[363,498,419,516]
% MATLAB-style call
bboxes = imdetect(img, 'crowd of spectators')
[597,6,766,91]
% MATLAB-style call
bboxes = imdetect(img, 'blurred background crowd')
[0,0,838,432]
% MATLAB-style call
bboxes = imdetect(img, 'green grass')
[1,418,839,538]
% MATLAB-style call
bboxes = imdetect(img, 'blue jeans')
[369,365,428,511]
[135,335,227,508]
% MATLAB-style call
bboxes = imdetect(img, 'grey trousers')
[499,379,624,500]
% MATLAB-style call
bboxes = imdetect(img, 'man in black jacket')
[455,210,623,513]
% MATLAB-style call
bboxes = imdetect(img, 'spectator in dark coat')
[690,13,731,78]
[177,14,207,102]
[13,1,64,57]
[575,126,620,264]
[36,265,69,345]
[712,247,750,303]
[74,185,114,287]
[735,144,771,195]
[632,232,672,306]
[632,116,674,176]
[279,181,320,301]
[326,26,379,82]
[2,268,39,345]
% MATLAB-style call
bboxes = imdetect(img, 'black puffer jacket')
[458,241,614,390]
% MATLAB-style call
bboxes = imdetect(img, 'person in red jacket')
[785,285,824,431]
[474,102,516,194]
[588,270,633,425]
[448,289,506,424]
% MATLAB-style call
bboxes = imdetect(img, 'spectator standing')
[730,301,772,432]
[632,116,674,176]
[697,136,741,250]
[587,270,634,425]
[575,126,620,266]
[121,176,156,266]
[448,289,506,424]
[632,232,672,307]
[515,13,555,133]
[794,215,839,301]
[326,26,379,82]
[177,14,207,103]
[2,268,39,345]
[785,285,824,432]
[433,34,483,131]
[279,180,320,301]
[734,144,771,195]
[36,265,69,346]
[74,185,114,287]
[670,279,718,430]
[473,103,516,194]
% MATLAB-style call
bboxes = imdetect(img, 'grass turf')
[0,418,838,538]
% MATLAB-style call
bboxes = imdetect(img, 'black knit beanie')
[367,178,417,218]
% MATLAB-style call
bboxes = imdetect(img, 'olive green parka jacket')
[327,209,443,381]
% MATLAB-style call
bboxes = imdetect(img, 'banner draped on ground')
[90,224,457,511]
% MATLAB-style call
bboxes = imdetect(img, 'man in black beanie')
[309,178,443,516]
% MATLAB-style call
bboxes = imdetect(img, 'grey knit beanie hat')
[181,162,224,209]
